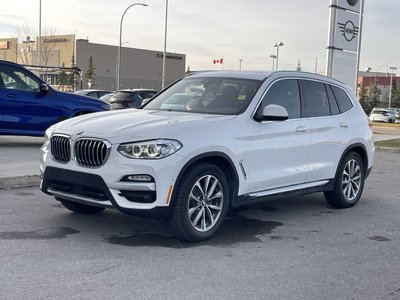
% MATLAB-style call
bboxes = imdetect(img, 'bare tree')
[11,24,58,66]
[12,24,36,65]
[40,26,58,66]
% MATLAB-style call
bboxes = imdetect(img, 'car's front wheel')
[169,163,229,241]
[56,197,105,214]
[324,152,365,208]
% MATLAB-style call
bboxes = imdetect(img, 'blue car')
[0,60,110,136]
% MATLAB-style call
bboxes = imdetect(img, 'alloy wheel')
[187,175,224,232]
[341,159,362,202]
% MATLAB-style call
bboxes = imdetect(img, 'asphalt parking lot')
[0,151,399,299]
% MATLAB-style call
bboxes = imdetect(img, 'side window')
[331,86,353,113]
[301,80,330,118]
[257,79,301,119]
[326,84,340,115]
[0,67,40,92]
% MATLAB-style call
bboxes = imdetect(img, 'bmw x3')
[40,71,374,241]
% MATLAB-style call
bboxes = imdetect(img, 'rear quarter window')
[331,85,353,113]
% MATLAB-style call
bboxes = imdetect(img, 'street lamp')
[270,54,277,71]
[388,66,397,109]
[38,0,42,66]
[238,59,243,71]
[116,3,148,90]
[116,41,129,88]
[273,42,284,71]
[161,0,168,89]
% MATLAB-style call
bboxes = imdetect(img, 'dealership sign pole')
[326,0,364,93]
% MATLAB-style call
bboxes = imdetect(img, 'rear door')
[300,80,352,182]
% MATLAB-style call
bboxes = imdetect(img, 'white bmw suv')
[40,71,374,241]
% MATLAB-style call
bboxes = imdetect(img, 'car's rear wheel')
[56,197,105,214]
[324,152,365,208]
[169,163,229,241]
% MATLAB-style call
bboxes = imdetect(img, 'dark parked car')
[73,89,114,99]
[0,60,110,136]
[109,89,158,109]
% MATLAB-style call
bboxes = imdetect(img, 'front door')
[0,65,53,134]
[248,79,310,193]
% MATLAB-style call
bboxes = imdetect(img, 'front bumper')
[40,139,188,217]
[41,167,172,217]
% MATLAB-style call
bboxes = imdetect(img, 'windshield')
[143,77,262,115]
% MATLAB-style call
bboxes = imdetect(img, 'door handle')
[6,93,18,99]
[296,126,308,133]
[339,121,349,128]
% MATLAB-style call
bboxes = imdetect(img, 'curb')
[375,146,400,153]
[0,175,40,190]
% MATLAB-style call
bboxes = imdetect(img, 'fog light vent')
[121,175,154,182]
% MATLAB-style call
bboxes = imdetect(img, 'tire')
[388,119,394,123]
[169,163,229,241]
[324,152,365,208]
[56,197,105,214]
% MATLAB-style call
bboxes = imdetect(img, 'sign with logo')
[337,0,361,13]
[326,0,364,92]
[333,9,360,52]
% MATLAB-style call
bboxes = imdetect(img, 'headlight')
[118,139,182,159]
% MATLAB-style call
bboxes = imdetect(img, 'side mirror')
[39,83,49,93]
[257,104,289,121]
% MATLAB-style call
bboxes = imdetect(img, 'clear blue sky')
[0,0,399,73]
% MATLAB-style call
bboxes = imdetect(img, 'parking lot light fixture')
[273,42,284,71]
[162,0,168,90]
[270,54,277,71]
[116,3,148,90]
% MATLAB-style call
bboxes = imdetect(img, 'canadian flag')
[213,58,223,64]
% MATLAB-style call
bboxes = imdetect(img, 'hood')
[55,90,108,105]
[53,109,235,144]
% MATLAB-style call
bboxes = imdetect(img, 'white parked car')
[369,108,396,123]
[40,71,374,241]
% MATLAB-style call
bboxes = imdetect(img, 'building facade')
[0,34,186,90]
[358,71,399,103]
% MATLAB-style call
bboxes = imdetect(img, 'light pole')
[270,54,277,71]
[238,59,243,70]
[38,0,42,66]
[115,41,129,88]
[273,42,284,71]
[116,3,148,90]
[388,66,397,109]
[386,60,395,76]
[161,0,168,89]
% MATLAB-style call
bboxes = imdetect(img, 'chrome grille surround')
[74,138,111,168]
[50,135,71,163]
